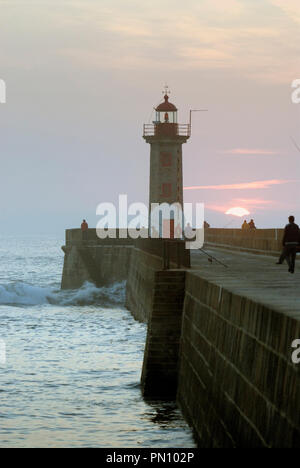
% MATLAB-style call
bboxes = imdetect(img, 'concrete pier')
[191,247,300,314]
[178,248,300,447]
[61,228,300,447]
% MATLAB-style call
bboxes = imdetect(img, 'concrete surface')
[191,247,300,318]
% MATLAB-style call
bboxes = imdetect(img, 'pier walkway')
[191,248,300,319]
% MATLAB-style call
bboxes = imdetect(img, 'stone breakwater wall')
[61,228,300,447]
[205,228,284,256]
[61,244,133,289]
[125,237,300,447]
[125,247,162,323]
[177,272,300,448]
[61,229,136,289]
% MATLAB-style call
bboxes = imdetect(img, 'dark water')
[0,235,195,447]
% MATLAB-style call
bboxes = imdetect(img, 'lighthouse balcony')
[143,123,191,138]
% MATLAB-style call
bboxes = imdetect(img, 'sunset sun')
[225,207,250,217]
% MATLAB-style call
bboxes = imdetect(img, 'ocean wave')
[0,281,126,307]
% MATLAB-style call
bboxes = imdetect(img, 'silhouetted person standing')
[277,216,299,273]
[241,220,249,230]
[248,219,256,230]
[81,219,88,241]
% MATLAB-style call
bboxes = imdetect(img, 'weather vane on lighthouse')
[163,84,170,96]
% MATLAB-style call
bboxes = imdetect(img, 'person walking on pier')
[81,219,88,241]
[276,216,300,273]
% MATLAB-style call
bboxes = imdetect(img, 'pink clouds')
[184,179,290,191]
[220,148,279,155]
[206,198,282,215]
[233,198,273,206]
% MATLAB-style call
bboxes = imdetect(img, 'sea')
[0,235,195,448]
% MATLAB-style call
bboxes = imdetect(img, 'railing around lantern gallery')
[143,123,191,137]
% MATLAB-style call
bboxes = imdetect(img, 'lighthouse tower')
[143,89,190,237]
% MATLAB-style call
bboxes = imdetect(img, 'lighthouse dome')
[155,94,177,112]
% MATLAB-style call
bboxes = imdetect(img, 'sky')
[0,0,300,233]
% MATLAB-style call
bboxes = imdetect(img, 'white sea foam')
[52,281,126,307]
[0,281,126,307]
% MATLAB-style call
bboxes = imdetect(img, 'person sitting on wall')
[81,219,88,240]
[276,215,300,273]
[184,222,194,239]
[248,219,257,230]
[241,220,249,230]
[204,221,210,229]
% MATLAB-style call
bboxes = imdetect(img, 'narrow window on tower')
[160,152,172,167]
[161,183,172,197]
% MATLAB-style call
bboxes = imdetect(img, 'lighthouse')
[143,88,190,238]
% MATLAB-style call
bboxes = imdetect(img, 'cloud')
[206,204,250,214]
[233,198,273,206]
[184,179,291,190]
[232,198,280,211]
[268,0,300,24]
[206,198,281,215]
[220,148,279,155]
[46,0,300,82]
[206,204,230,213]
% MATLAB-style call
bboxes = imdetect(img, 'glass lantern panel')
[157,111,177,123]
